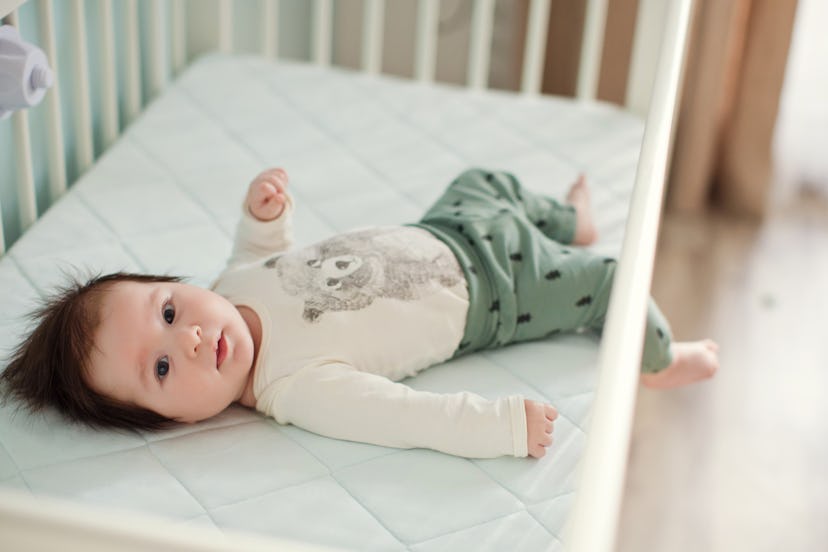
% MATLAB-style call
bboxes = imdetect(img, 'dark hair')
[0,272,183,431]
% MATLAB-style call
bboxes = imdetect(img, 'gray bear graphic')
[264,227,462,322]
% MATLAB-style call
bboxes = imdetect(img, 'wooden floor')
[615,191,828,551]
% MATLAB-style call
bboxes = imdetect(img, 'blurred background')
[618,0,828,550]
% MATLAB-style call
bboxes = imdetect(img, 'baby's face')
[87,280,255,423]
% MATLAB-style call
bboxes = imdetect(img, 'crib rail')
[0,487,330,552]
[567,0,693,549]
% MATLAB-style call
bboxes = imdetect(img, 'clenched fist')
[246,167,289,221]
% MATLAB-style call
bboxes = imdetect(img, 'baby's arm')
[226,168,295,268]
[261,363,535,459]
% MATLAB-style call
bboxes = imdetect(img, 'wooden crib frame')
[0,0,693,550]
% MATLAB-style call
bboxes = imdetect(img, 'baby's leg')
[431,169,592,246]
[589,273,718,387]
[551,256,718,387]
[565,174,598,246]
[507,171,598,246]
[509,242,679,378]
[508,245,624,343]
[636,281,719,386]
[640,340,719,388]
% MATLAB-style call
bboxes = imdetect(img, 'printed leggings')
[411,168,673,373]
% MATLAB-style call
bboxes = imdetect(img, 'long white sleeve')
[225,194,295,269]
[258,362,529,458]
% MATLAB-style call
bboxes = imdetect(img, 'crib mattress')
[0,54,643,550]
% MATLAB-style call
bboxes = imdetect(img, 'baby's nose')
[181,325,202,357]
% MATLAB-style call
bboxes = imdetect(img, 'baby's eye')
[163,303,175,324]
[156,356,170,380]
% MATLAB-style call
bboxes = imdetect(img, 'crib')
[0,1,692,550]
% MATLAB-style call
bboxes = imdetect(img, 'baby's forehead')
[97,280,161,322]
[102,278,152,301]
[87,287,149,399]
[104,277,185,296]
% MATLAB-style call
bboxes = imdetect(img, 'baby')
[1,168,718,459]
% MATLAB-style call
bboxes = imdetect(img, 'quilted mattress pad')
[0,54,644,550]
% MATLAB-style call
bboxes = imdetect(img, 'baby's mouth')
[216,333,227,369]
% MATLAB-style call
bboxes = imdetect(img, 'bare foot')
[566,174,598,246]
[640,340,719,389]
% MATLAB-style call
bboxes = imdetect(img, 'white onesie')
[211,195,528,458]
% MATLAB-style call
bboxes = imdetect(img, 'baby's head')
[1,273,256,431]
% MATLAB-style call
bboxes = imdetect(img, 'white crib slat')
[37,0,67,201]
[172,0,187,73]
[576,0,608,101]
[520,0,550,95]
[12,111,37,230]
[361,0,384,74]
[99,0,119,148]
[467,0,495,89]
[261,0,279,58]
[313,0,332,65]
[625,0,667,115]
[123,0,142,124]
[415,0,439,82]
[567,0,695,550]
[6,10,37,231]
[218,0,233,53]
[70,0,94,173]
[148,0,168,98]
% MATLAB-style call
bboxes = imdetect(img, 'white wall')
[773,0,828,200]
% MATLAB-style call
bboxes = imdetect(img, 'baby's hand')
[247,167,289,221]
[524,399,558,458]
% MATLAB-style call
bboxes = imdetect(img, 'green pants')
[411,168,673,373]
